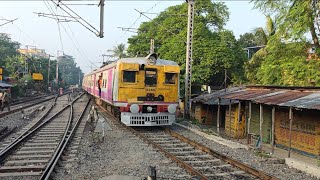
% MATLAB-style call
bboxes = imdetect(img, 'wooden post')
[206,105,209,124]
[237,102,241,140]
[217,98,220,134]
[229,100,232,136]
[288,107,293,158]
[259,104,263,150]
[247,102,251,144]
[271,106,275,154]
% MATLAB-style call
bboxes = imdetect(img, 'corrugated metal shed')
[192,87,242,105]
[220,87,320,110]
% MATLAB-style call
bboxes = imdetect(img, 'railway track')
[0,94,56,118]
[10,94,55,106]
[0,93,90,179]
[98,105,277,180]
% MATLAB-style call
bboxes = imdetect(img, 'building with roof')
[191,86,320,158]
[18,48,49,59]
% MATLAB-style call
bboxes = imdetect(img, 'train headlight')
[168,104,177,114]
[147,106,153,112]
[130,104,139,113]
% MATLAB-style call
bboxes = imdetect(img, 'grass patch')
[254,150,272,158]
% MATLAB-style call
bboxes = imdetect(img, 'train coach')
[82,53,180,126]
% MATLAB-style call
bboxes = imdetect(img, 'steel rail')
[40,95,90,180]
[0,94,68,162]
[97,105,207,179]
[164,128,277,180]
[0,127,8,135]
[0,127,16,142]
[0,95,56,118]
[97,104,277,180]
[98,105,208,178]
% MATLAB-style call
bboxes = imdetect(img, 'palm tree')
[107,43,127,59]
[245,15,276,83]
[253,15,276,45]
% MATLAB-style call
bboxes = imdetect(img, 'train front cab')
[115,60,180,126]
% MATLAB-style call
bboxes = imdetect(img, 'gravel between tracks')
[55,108,190,180]
[0,101,52,144]
[169,123,319,180]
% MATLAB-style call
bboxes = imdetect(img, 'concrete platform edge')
[174,122,248,149]
[285,158,320,178]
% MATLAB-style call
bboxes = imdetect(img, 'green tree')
[57,55,82,88]
[252,0,319,48]
[238,33,257,48]
[245,15,276,83]
[0,34,20,75]
[127,0,246,92]
[107,43,127,59]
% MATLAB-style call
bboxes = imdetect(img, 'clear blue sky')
[0,1,265,73]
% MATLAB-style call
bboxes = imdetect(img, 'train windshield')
[165,73,177,84]
[145,69,157,86]
[123,71,136,83]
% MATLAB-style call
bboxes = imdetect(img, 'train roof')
[117,57,179,66]
[84,57,179,76]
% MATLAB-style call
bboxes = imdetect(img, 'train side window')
[165,73,177,84]
[145,69,157,86]
[123,71,136,83]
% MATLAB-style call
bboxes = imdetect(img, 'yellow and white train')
[82,53,180,126]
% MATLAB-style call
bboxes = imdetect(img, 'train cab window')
[145,69,157,86]
[165,73,177,84]
[123,71,136,83]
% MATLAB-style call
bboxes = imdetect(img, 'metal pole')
[47,55,51,90]
[99,0,104,38]
[184,0,195,119]
[56,51,60,89]
[259,104,263,150]
[288,107,293,158]
[271,106,275,154]
[217,98,220,134]
[247,102,252,144]
[79,70,81,85]
[150,39,154,54]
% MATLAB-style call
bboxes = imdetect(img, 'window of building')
[123,71,136,83]
[145,69,157,86]
[165,73,177,84]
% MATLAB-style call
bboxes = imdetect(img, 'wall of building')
[225,103,246,138]
[275,108,320,157]
[249,103,272,143]
[193,103,217,125]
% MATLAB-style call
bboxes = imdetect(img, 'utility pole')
[184,0,195,119]
[99,0,105,38]
[150,39,154,54]
[47,54,53,91]
[56,56,59,89]
[78,70,81,85]
[24,45,37,76]
[56,50,64,89]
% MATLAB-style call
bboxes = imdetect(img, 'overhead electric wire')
[43,0,64,51]
[57,6,98,68]
[50,0,99,36]
[113,1,163,45]
[45,0,98,68]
